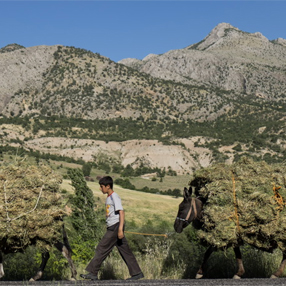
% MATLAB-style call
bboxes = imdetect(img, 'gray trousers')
[86,222,142,276]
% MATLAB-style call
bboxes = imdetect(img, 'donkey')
[174,187,286,279]
[0,224,77,281]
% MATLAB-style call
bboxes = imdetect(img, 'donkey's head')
[174,187,202,233]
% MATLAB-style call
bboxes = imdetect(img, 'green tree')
[121,164,134,177]
[172,188,181,198]
[68,168,97,241]
[82,162,92,177]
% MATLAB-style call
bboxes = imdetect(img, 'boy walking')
[80,176,144,281]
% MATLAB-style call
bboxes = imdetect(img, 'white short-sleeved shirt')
[105,192,123,227]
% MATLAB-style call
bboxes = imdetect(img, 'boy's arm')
[118,210,125,239]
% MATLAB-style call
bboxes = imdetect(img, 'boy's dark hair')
[99,176,113,189]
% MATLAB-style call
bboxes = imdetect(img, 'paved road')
[1,279,286,286]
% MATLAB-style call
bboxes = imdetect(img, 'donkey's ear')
[183,187,190,200]
[188,186,193,196]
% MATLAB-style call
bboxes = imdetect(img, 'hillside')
[119,23,286,102]
[1,44,236,123]
[0,23,286,174]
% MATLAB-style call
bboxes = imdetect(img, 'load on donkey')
[0,161,77,281]
[174,157,286,278]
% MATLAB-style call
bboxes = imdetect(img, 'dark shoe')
[126,272,144,280]
[80,273,98,280]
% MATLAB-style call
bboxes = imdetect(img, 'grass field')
[51,159,191,192]
[129,175,190,192]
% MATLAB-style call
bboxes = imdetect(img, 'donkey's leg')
[54,242,77,280]
[196,246,214,279]
[29,252,50,281]
[233,246,245,279]
[0,251,4,279]
[271,251,286,278]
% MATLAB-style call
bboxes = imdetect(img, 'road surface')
[1,279,286,286]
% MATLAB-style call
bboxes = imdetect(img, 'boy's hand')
[118,229,124,239]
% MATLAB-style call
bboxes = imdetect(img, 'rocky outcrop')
[273,37,286,46]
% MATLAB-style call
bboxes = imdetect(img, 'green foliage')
[3,246,68,281]
[163,226,205,278]
[36,249,70,280]
[67,168,98,241]
[82,162,92,177]
[114,178,136,190]
[2,247,38,280]
[121,164,134,177]
[96,160,111,173]
[120,163,164,178]
[171,188,181,198]
[68,237,99,265]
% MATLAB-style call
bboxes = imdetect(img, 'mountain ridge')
[119,22,286,99]
[0,22,286,174]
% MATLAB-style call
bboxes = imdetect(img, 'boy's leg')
[116,236,142,276]
[85,225,119,275]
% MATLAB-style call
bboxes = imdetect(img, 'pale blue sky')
[1,1,285,62]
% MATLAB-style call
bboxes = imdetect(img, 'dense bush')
[114,178,136,190]
[2,246,68,281]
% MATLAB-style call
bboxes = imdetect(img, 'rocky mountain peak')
[189,22,239,50]
[208,22,238,39]
[119,22,286,101]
